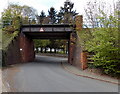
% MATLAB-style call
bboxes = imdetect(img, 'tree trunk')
[54,48,57,53]
[66,45,68,54]
[36,47,39,53]
[50,48,52,53]
[41,47,43,53]
[45,47,47,53]
[63,48,65,54]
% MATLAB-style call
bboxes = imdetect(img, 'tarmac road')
[2,55,118,92]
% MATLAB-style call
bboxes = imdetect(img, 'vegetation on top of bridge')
[2,30,19,66]
[21,24,76,28]
[2,31,19,51]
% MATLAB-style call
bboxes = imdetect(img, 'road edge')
[61,62,119,85]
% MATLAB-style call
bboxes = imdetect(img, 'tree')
[48,7,59,53]
[37,10,46,24]
[48,7,57,24]
[22,16,29,24]
[31,18,36,24]
[78,0,120,76]
[1,3,37,31]
[34,40,50,53]
[22,5,37,19]
[84,0,119,28]
[57,0,78,24]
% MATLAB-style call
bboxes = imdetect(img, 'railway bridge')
[6,15,87,69]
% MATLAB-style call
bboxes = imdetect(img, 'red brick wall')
[80,52,88,70]
[4,15,86,68]
[4,35,22,65]
[68,33,76,65]
[73,15,88,70]
[68,15,88,70]
[19,33,35,63]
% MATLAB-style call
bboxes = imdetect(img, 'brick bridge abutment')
[19,15,87,70]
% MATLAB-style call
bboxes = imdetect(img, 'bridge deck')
[24,32,71,39]
[21,24,75,39]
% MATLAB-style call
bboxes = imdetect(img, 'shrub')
[78,9,120,76]
[3,25,16,33]
[78,27,120,76]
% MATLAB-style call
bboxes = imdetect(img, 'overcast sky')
[0,0,118,18]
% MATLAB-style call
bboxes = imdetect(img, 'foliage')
[37,10,46,24]
[79,1,120,76]
[34,40,50,53]
[42,17,51,24]
[1,3,37,31]
[34,39,50,48]
[47,6,68,52]
[81,28,119,74]
[1,1,76,56]
[34,39,67,53]
[48,40,66,49]
[22,16,29,24]
[1,30,19,66]
[84,0,119,28]
[48,7,57,24]
[2,30,19,51]
[57,0,78,24]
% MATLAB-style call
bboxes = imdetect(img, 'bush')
[78,27,120,76]
[78,11,120,76]
[3,25,16,33]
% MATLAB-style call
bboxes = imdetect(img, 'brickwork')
[4,15,88,70]
[19,33,35,63]
[80,52,88,70]
[74,15,88,70]
[75,15,83,31]
[68,33,76,65]
[3,35,21,65]
[72,36,82,69]
[3,33,35,65]
[68,15,82,69]
[68,42,74,64]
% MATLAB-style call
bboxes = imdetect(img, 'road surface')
[2,55,118,92]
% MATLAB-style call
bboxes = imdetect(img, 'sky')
[0,0,118,18]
